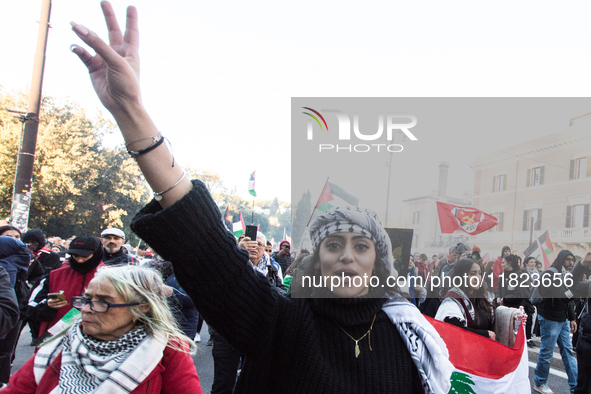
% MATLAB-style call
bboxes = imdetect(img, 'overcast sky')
[3,0,591,206]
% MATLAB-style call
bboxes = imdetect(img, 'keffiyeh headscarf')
[308,206,394,275]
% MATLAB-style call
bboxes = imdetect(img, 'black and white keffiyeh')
[249,252,272,277]
[308,206,394,275]
[382,296,453,394]
[33,319,167,394]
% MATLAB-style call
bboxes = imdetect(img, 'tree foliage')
[0,88,150,238]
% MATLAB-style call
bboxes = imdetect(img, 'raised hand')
[70,1,141,119]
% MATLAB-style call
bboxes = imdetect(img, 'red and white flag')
[427,317,530,394]
[436,202,498,235]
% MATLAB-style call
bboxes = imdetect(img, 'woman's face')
[0,230,20,240]
[319,232,376,298]
[80,279,137,341]
[501,258,512,271]
[526,259,535,269]
[466,263,482,294]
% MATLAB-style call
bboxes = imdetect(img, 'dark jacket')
[538,250,587,322]
[0,267,19,338]
[496,267,531,308]
[166,273,199,339]
[272,251,292,274]
[0,236,31,287]
[103,248,136,266]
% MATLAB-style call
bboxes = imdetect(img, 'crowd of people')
[0,2,590,393]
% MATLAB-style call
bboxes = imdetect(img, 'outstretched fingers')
[70,21,126,70]
[100,1,124,47]
[123,5,140,47]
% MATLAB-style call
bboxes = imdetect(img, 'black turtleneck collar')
[69,246,104,274]
[309,293,387,326]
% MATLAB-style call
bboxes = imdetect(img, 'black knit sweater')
[132,180,423,393]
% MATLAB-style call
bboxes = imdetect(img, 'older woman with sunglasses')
[3,266,202,393]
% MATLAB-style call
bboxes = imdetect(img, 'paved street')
[10,324,575,393]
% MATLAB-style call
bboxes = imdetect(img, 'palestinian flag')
[524,233,552,270]
[482,253,491,263]
[307,179,359,225]
[427,317,529,394]
[233,213,246,237]
[248,171,256,197]
[224,206,231,229]
[538,231,554,259]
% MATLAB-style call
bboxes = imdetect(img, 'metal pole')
[529,216,534,245]
[384,149,394,227]
[10,0,52,232]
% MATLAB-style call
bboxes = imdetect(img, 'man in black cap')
[27,235,106,341]
[21,229,61,272]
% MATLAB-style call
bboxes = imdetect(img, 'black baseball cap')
[66,236,101,257]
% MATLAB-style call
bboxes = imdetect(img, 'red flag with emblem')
[436,202,498,235]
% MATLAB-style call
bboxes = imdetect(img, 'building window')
[522,209,542,231]
[412,211,420,225]
[566,204,590,228]
[492,174,506,192]
[412,234,419,248]
[570,157,589,180]
[527,166,544,187]
[492,212,504,232]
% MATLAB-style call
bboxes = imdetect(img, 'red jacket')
[3,344,203,394]
[34,263,107,336]
[491,256,504,293]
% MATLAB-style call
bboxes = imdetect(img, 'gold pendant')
[355,341,360,358]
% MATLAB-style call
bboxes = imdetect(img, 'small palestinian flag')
[248,171,256,197]
[233,213,246,237]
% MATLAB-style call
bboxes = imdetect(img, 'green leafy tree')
[0,88,150,237]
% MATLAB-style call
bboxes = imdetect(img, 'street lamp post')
[9,0,52,232]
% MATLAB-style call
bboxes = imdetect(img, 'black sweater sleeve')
[131,180,284,357]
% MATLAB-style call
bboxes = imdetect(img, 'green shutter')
[539,166,545,185]
[536,209,542,231]
[523,210,529,231]
[566,205,572,228]
[569,159,575,180]
[526,169,531,187]
[584,204,589,228]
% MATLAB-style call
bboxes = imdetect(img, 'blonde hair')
[92,265,196,353]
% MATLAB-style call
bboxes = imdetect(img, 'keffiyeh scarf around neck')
[33,320,167,394]
[443,287,475,326]
[382,296,453,394]
[249,252,271,277]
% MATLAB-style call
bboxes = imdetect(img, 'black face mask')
[68,246,104,274]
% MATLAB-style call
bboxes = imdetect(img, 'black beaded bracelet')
[127,134,165,158]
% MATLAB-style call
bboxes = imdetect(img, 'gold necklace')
[335,314,377,358]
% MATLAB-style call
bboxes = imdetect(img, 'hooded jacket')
[0,236,31,287]
[537,250,580,322]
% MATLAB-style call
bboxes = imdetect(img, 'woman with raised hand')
[68,3,452,393]
[3,265,202,393]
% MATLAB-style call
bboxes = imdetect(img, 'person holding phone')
[27,236,107,341]
[68,3,452,392]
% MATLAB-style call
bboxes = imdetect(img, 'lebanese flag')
[427,317,530,393]
[436,202,498,235]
